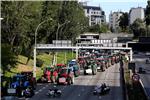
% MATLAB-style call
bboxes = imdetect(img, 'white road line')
[39,89,42,92]
[35,84,50,95]
[98,96,102,99]
[42,86,46,89]
[35,91,39,94]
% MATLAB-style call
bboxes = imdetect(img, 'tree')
[119,12,129,32]
[1,1,89,66]
[57,1,88,40]
[39,1,88,42]
[146,25,150,36]
[99,23,109,33]
[145,1,150,26]
[1,1,27,50]
[130,19,146,38]
[88,24,100,33]
[88,23,109,33]
[1,44,17,74]
[1,1,43,64]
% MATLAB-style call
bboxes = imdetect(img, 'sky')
[78,0,147,22]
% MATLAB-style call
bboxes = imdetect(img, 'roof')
[71,59,76,61]
[69,61,77,65]
[80,33,99,36]
[129,7,144,14]
[13,74,25,77]
[83,6,102,10]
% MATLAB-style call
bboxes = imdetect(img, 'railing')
[76,43,125,47]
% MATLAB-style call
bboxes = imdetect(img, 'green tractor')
[84,60,97,75]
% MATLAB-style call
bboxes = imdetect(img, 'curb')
[123,68,129,100]
[139,79,150,100]
[120,62,129,100]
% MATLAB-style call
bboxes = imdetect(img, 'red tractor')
[96,58,106,72]
[37,67,53,83]
[51,64,66,83]
[57,67,74,85]
[78,56,86,70]
[55,64,66,73]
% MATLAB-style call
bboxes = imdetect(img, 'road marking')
[39,89,42,92]
[35,91,39,94]
[42,87,46,89]
[98,96,102,99]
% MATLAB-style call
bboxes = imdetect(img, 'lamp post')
[34,18,53,78]
[0,18,4,20]
[0,18,3,74]
[55,20,70,64]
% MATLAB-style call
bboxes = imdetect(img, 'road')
[133,53,150,100]
[27,63,123,100]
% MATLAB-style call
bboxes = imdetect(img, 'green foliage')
[88,24,109,33]
[130,19,146,38]
[1,44,17,73]
[36,58,44,67]
[119,12,129,32]
[1,1,88,67]
[146,25,150,36]
[145,1,150,26]
[99,23,109,33]
[88,24,100,33]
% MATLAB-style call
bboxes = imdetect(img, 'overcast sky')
[78,0,147,22]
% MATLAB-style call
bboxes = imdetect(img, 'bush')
[36,58,44,67]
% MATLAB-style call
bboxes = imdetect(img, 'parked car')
[57,67,74,85]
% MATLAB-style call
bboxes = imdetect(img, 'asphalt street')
[133,53,150,100]
[27,63,123,100]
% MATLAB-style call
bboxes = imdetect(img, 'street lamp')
[0,17,3,75]
[0,18,4,20]
[33,18,53,78]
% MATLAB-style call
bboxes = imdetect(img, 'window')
[81,36,86,38]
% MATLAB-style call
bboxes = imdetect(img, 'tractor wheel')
[92,69,96,75]
[71,76,74,84]
[84,70,87,75]
[67,78,72,85]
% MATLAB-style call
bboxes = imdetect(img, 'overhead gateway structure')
[33,44,133,78]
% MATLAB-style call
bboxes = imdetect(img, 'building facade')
[82,5,106,26]
[109,11,123,32]
[76,33,115,47]
[129,7,145,25]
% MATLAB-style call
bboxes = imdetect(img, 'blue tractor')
[68,59,80,77]
[8,74,34,97]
